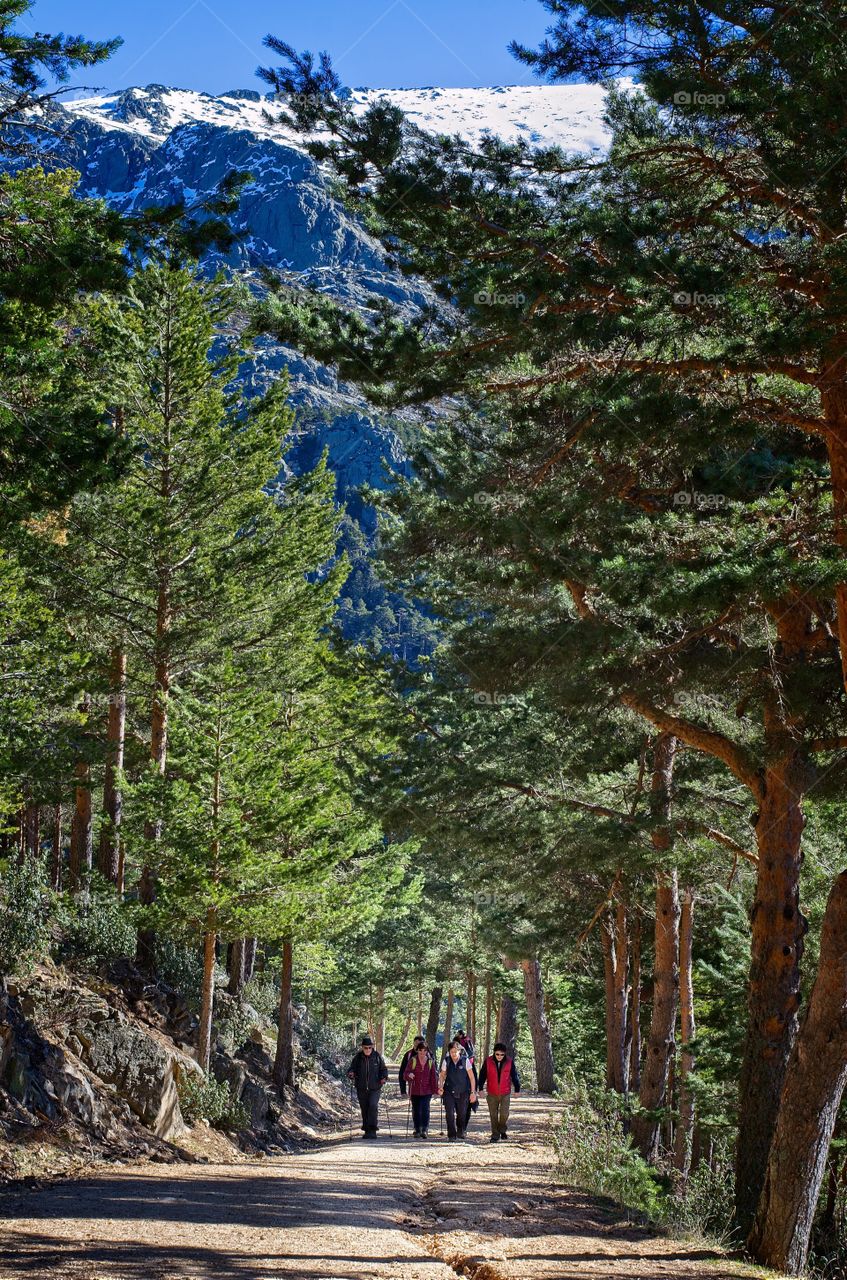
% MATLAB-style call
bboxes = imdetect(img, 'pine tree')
[257,12,847,1260]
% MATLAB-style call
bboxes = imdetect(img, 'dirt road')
[0,1095,754,1280]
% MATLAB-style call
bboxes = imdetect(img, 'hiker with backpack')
[398,1035,426,1096]
[403,1039,438,1138]
[477,1041,521,1142]
[437,1037,477,1141]
[347,1035,388,1139]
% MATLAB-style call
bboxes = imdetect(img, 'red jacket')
[404,1052,438,1097]
[479,1055,518,1095]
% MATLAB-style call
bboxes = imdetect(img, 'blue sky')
[28,1,552,95]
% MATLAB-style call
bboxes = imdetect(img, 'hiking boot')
[500,1131,508,1140]
[420,1130,428,1139]
[364,1131,377,1140]
[489,1134,499,1143]
[413,1129,420,1138]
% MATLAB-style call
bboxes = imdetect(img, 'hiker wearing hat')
[437,1038,477,1141]
[403,1039,437,1138]
[477,1042,521,1142]
[347,1036,388,1139]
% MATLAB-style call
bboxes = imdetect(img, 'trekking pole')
[405,1093,411,1138]
[348,1082,354,1142]
[440,1095,444,1137]
[382,1089,393,1137]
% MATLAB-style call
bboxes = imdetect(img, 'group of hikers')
[346,1027,521,1143]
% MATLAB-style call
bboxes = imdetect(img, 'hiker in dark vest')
[477,1041,521,1142]
[347,1035,388,1139]
[398,1035,426,1095]
[403,1040,437,1138]
[437,1038,477,1141]
[455,1026,478,1089]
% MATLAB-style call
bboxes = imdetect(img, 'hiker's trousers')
[486,1092,510,1135]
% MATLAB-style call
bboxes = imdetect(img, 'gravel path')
[0,1095,757,1280]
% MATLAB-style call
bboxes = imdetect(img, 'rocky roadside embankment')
[0,960,345,1186]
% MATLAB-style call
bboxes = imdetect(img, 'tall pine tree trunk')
[601,912,618,1088]
[629,914,642,1094]
[392,1010,413,1060]
[735,744,811,1234]
[68,695,92,893]
[49,803,62,892]
[98,647,126,887]
[484,975,493,1059]
[632,732,679,1162]
[137,572,171,970]
[24,801,39,860]
[633,870,680,1161]
[497,959,519,1057]
[228,938,246,997]
[243,937,256,987]
[614,901,630,1092]
[374,985,386,1057]
[747,871,847,1273]
[196,910,217,1073]
[674,888,696,1183]
[273,938,295,1094]
[823,387,847,695]
[425,986,442,1055]
[442,987,454,1054]
[521,956,555,1093]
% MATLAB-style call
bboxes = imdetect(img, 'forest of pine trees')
[2,1,847,1276]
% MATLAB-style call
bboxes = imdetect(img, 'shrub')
[243,972,278,1021]
[554,1070,664,1222]
[0,857,52,978]
[60,875,136,965]
[177,1070,247,1129]
[666,1140,735,1241]
[154,937,204,1006]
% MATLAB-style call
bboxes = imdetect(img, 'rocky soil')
[0,961,345,1187]
[0,1095,769,1280]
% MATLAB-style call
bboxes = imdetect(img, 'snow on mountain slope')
[66,82,615,153]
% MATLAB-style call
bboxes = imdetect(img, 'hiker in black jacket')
[398,1035,426,1095]
[347,1036,388,1139]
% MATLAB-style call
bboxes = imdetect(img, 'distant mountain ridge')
[65,82,614,152]
[26,81,615,657]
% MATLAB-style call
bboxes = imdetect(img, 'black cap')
[361,1035,374,1046]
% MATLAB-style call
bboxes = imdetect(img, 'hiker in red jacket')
[477,1042,521,1143]
[403,1041,438,1138]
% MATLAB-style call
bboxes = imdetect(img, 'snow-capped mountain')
[25,81,614,656]
[65,82,613,153]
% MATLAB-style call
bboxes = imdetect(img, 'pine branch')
[621,692,763,799]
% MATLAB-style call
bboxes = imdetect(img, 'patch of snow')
[66,82,624,155]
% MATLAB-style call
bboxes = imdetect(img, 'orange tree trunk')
[496,959,519,1057]
[734,746,811,1234]
[483,975,493,1059]
[747,871,847,1273]
[521,956,555,1093]
[273,938,295,1094]
[196,912,217,1073]
[674,888,696,1182]
[628,914,642,1094]
[68,695,93,893]
[632,870,680,1162]
[98,647,126,887]
[425,986,442,1055]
